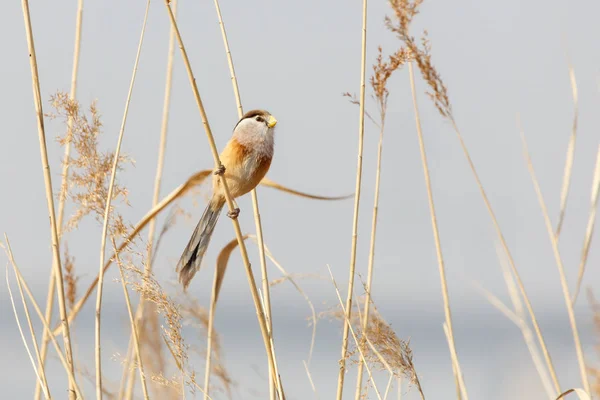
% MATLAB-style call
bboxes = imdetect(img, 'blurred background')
[2,0,600,398]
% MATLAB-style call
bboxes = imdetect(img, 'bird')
[176,109,277,289]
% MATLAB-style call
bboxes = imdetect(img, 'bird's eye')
[255,116,263,122]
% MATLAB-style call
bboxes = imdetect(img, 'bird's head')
[234,109,277,137]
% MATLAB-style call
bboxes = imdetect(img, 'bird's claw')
[227,208,240,219]
[214,164,226,176]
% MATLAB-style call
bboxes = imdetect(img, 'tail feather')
[177,199,224,288]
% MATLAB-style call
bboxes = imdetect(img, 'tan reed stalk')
[112,238,150,400]
[123,1,178,396]
[95,1,151,397]
[35,2,84,398]
[5,238,83,399]
[555,65,578,238]
[329,266,383,400]
[210,1,279,397]
[519,126,590,395]
[336,1,368,398]
[447,116,562,394]
[384,375,394,400]
[408,61,466,398]
[5,264,50,399]
[442,323,468,400]
[162,2,285,397]
[354,99,385,400]
[572,144,600,304]
[20,0,77,396]
[147,0,176,275]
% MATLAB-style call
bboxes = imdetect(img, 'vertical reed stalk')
[354,106,385,400]
[163,2,284,397]
[20,0,77,397]
[408,61,467,399]
[35,2,84,397]
[123,1,178,397]
[336,1,368,398]
[210,1,279,397]
[95,1,150,397]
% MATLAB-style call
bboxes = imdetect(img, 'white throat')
[233,118,275,158]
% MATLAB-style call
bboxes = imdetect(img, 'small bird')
[177,109,277,289]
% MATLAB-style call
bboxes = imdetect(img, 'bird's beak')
[266,115,277,128]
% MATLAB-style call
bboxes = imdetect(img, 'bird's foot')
[227,207,240,219]
[214,164,226,176]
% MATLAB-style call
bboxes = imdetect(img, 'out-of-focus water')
[2,294,596,400]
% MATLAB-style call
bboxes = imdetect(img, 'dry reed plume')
[47,92,132,236]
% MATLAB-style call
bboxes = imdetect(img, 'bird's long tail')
[177,197,224,289]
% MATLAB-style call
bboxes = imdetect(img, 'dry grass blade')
[572,144,600,304]
[3,238,83,399]
[214,235,249,303]
[303,360,319,399]
[20,0,76,393]
[14,268,51,399]
[2,239,51,399]
[519,124,590,395]
[556,388,591,400]
[5,267,48,399]
[260,177,353,200]
[555,65,579,238]
[95,1,151,396]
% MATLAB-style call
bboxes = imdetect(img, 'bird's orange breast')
[214,137,273,199]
